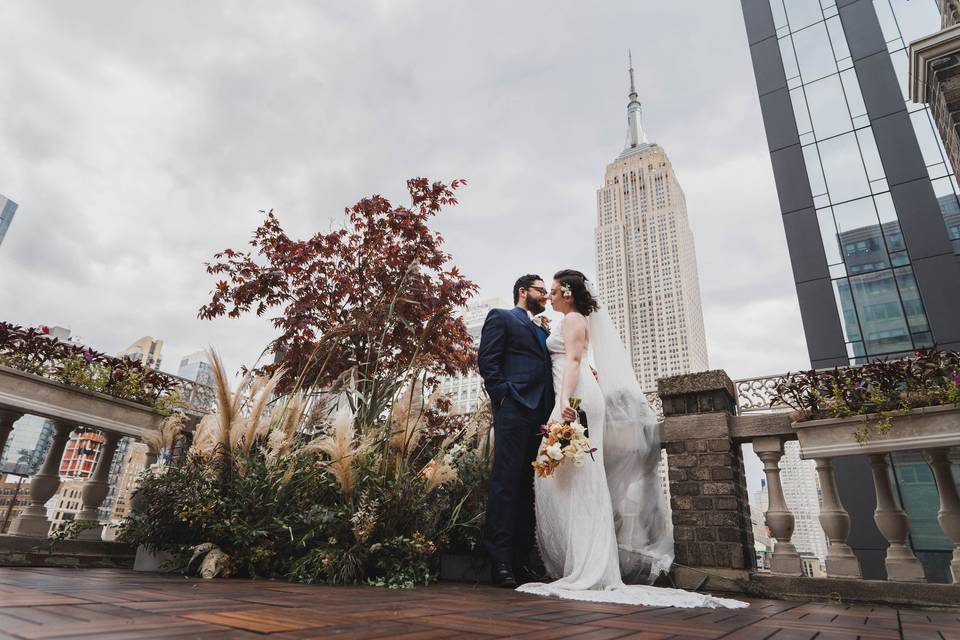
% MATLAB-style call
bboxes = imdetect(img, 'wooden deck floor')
[0,568,956,639]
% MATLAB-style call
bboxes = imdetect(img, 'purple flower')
[82,350,94,364]
[112,368,124,381]
[954,373,960,386]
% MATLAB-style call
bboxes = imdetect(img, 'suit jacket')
[477,306,553,411]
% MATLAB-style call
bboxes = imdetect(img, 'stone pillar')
[869,454,926,582]
[8,420,73,537]
[753,436,802,576]
[659,371,755,586]
[814,457,862,578]
[0,410,22,460]
[75,431,122,540]
[926,448,960,583]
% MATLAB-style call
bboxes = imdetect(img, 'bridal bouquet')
[531,398,597,478]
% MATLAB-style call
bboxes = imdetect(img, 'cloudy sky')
[0,1,809,384]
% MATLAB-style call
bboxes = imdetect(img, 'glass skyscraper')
[741,0,960,581]
[742,0,960,369]
[0,194,18,247]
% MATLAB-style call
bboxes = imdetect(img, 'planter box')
[0,365,166,439]
[795,405,960,459]
[0,534,135,569]
[133,545,179,573]
[439,553,490,584]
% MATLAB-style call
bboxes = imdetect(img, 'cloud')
[0,0,809,383]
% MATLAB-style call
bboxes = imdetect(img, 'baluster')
[75,431,122,540]
[926,448,960,583]
[9,420,73,537]
[0,410,22,460]
[753,436,802,576]
[814,457,862,578]
[869,454,926,582]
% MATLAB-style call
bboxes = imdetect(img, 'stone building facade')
[594,59,709,392]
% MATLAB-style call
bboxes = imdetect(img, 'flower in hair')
[560,283,573,299]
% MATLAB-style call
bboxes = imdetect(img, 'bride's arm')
[559,313,587,422]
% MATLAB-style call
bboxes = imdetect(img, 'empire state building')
[594,57,708,391]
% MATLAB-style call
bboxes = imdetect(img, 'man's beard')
[527,298,546,316]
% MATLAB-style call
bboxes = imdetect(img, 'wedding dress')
[516,309,746,609]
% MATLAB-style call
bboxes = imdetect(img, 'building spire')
[625,49,648,150]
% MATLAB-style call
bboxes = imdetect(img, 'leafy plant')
[0,322,180,411]
[120,339,493,587]
[772,348,960,443]
[198,178,479,395]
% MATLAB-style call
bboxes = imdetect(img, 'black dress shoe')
[514,564,546,584]
[491,562,517,588]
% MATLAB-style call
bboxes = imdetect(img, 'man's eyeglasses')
[526,286,548,295]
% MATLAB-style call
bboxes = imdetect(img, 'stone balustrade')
[0,365,173,541]
[657,369,960,606]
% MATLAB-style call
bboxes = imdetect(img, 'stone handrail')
[0,365,169,540]
[656,369,960,603]
[0,366,167,440]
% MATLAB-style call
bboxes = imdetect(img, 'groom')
[477,274,554,587]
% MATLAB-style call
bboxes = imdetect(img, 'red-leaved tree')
[199,178,478,393]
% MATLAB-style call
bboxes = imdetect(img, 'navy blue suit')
[477,306,553,566]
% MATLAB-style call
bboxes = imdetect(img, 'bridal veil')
[586,280,674,583]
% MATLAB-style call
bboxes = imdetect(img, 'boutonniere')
[531,315,551,333]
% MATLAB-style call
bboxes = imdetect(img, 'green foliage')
[119,393,493,588]
[773,348,960,443]
[0,322,179,410]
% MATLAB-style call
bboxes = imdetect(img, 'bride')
[516,269,746,608]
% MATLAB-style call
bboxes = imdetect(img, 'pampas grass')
[307,403,368,497]
[143,413,184,458]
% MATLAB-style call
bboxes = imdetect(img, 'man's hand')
[538,315,551,331]
[590,366,599,382]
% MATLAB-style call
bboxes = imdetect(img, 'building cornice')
[909,23,960,103]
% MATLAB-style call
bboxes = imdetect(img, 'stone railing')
[168,373,215,416]
[0,365,171,542]
[657,369,960,607]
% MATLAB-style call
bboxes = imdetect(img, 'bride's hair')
[553,269,599,316]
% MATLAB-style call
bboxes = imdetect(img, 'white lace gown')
[516,316,747,608]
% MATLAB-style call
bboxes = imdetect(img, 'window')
[793,22,837,82]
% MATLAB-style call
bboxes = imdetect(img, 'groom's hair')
[512,274,542,304]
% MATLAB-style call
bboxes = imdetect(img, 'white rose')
[545,443,564,461]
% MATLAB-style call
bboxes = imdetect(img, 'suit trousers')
[482,391,549,567]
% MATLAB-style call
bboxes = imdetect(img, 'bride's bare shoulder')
[563,312,587,331]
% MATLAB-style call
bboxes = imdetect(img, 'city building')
[0,416,54,476]
[909,3,960,179]
[99,437,131,524]
[740,0,960,581]
[749,451,829,573]
[0,194,18,247]
[49,480,86,534]
[0,474,30,533]
[103,441,148,541]
[801,553,827,578]
[437,297,510,413]
[594,56,709,391]
[59,431,105,479]
[177,350,213,386]
[778,442,829,565]
[120,336,164,370]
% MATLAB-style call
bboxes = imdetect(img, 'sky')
[0,0,809,384]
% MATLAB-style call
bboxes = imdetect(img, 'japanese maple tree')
[199,178,478,393]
